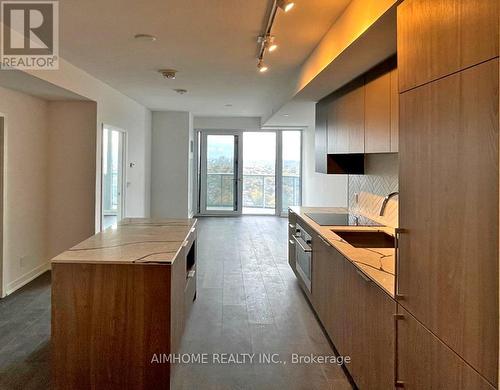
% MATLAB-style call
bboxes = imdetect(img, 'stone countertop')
[289,206,396,298]
[51,218,197,265]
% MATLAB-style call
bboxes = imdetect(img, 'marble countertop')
[51,218,197,265]
[289,206,396,298]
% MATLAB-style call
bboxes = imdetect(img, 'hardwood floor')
[0,217,352,390]
[0,272,51,389]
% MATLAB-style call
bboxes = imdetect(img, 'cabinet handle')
[187,270,196,279]
[293,235,312,252]
[356,269,372,283]
[289,223,295,229]
[395,228,405,300]
[190,227,196,233]
[317,235,331,247]
[394,313,405,388]
[289,239,295,245]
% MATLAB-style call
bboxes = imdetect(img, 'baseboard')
[3,261,51,297]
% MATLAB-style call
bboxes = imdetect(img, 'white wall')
[194,116,261,131]
[0,86,50,295]
[25,58,152,226]
[47,101,97,259]
[265,101,348,207]
[151,111,193,218]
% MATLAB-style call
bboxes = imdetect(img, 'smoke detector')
[159,69,178,79]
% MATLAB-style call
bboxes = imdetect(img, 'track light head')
[277,0,295,12]
[257,59,268,73]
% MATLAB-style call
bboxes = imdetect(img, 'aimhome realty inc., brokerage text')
[151,353,351,366]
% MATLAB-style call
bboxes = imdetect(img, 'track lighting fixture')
[255,0,296,72]
[277,0,295,12]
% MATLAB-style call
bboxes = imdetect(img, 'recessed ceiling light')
[283,114,289,117]
[277,0,295,12]
[159,69,177,79]
[173,89,188,95]
[134,33,157,42]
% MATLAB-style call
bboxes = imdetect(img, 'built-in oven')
[293,223,312,293]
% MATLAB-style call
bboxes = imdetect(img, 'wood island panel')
[52,263,173,390]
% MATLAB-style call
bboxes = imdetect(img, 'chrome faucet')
[379,192,399,216]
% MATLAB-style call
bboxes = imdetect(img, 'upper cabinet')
[327,77,365,154]
[314,99,328,174]
[390,68,399,152]
[315,56,398,173]
[364,60,395,153]
[397,0,499,92]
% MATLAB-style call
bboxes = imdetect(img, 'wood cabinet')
[308,232,395,390]
[390,68,399,152]
[343,261,396,390]
[399,59,499,385]
[315,57,398,167]
[327,77,365,154]
[365,65,391,153]
[396,306,495,390]
[311,234,345,349]
[314,100,328,173]
[397,0,499,92]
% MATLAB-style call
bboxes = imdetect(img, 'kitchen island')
[51,218,197,390]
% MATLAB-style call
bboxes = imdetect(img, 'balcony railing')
[206,172,300,210]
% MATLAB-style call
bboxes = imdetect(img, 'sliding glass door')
[196,129,301,216]
[199,132,242,215]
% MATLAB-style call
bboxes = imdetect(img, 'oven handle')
[293,235,312,252]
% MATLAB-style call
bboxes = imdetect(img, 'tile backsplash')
[349,154,399,228]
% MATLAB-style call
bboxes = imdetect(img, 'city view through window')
[205,131,301,214]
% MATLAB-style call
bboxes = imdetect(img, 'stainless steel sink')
[332,230,395,249]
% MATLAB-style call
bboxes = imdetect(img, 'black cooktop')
[305,212,382,227]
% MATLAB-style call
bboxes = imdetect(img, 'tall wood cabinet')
[398,0,499,92]
[398,0,499,387]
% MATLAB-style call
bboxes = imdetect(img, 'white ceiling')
[58,0,352,116]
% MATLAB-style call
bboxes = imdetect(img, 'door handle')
[293,235,312,252]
